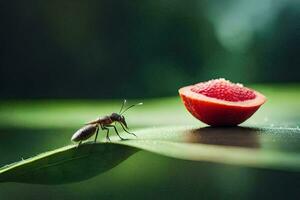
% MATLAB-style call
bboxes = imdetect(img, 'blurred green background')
[0,1,300,200]
[0,0,299,99]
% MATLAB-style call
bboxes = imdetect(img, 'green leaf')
[110,126,300,172]
[0,143,137,184]
[1,125,300,185]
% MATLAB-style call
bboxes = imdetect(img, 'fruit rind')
[179,83,266,126]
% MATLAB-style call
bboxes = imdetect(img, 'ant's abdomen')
[71,124,98,142]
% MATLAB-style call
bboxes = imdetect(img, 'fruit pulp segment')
[190,78,256,102]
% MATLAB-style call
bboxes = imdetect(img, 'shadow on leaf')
[0,143,137,185]
[186,127,260,148]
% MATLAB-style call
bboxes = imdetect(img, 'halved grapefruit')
[179,78,266,126]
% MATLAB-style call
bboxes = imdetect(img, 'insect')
[71,100,142,146]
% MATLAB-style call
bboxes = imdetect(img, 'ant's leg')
[102,126,111,142]
[94,126,99,143]
[106,124,125,140]
[119,123,137,137]
[77,141,82,148]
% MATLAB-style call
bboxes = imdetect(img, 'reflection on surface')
[186,127,260,148]
[0,143,137,185]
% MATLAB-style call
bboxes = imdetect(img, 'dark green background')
[1,0,299,98]
[0,1,299,200]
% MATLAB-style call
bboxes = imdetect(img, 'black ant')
[71,100,142,146]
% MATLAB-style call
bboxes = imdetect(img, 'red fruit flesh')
[179,78,266,126]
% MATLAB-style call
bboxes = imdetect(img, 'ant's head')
[113,100,143,128]
[110,112,128,128]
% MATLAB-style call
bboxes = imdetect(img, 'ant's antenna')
[121,102,143,115]
[119,99,127,114]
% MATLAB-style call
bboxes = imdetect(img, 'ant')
[71,100,142,146]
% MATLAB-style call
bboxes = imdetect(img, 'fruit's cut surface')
[179,78,266,126]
